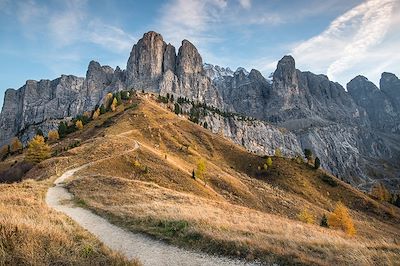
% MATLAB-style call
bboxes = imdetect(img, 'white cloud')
[239,0,251,9]
[290,0,399,86]
[157,0,227,47]
[17,0,47,24]
[48,0,85,46]
[88,22,135,53]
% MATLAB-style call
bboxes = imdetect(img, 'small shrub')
[328,202,356,236]
[195,159,206,180]
[298,208,315,224]
[263,164,268,171]
[266,157,273,167]
[274,148,282,157]
[320,214,329,228]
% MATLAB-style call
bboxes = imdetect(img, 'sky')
[0,0,399,108]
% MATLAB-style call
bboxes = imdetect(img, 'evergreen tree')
[99,104,106,114]
[304,148,313,161]
[58,121,68,138]
[192,169,195,179]
[314,157,321,169]
[36,128,44,137]
[320,214,329,227]
[174,103,181,115]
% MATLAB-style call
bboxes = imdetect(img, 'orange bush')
[328,202,356,236]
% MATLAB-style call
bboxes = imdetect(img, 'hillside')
[4,92,396,265]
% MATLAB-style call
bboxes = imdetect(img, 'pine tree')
[174,103,181,115]
[320,214,329,227]
[25,135,51,164]
[192,169,196,179]
[314,157,321,169]
[99,104,106,114]
[58,121,68,138]
[36,128,44,136]
[304,148,313,161]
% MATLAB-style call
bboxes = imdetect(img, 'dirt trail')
[46,142,259,266]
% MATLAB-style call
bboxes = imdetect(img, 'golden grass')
[0,178,139,265]
[19,94,400,265]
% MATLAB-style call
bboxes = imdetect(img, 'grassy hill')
[1,92,400,265]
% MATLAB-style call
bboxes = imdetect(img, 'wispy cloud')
[157,0,228,47]
[291,0,399,85]
[88,21,135,53]
[14,0,134,53]
[238,0,251,9]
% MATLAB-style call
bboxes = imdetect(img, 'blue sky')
[1,0,400,108]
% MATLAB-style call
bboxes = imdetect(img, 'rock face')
[1,30,399,190]
[348,75,399,133]
[0,61,125,144]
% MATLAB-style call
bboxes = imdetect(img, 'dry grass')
[9,94,399,265]
[0,179,139,265]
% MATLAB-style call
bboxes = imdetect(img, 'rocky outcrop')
[380,72,400,114]
[201,111,303,157]
[124,32,223,107]
[348,75,399,133]
[0,61,126,145]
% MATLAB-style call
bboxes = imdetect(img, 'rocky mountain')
[1,31,399,191]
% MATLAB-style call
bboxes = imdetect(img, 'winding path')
[45,142,259,265]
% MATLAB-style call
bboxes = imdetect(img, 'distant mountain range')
[1,31,399,191]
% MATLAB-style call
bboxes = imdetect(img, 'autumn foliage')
[10,138,23,154]
[298,208,315,224]
[371,183,391,202]
[47,130,60,142]
[328,202,356,236]
[75,120,84,130]
[25,135,51,164]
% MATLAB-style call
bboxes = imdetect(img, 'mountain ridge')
[1,30,399,191]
